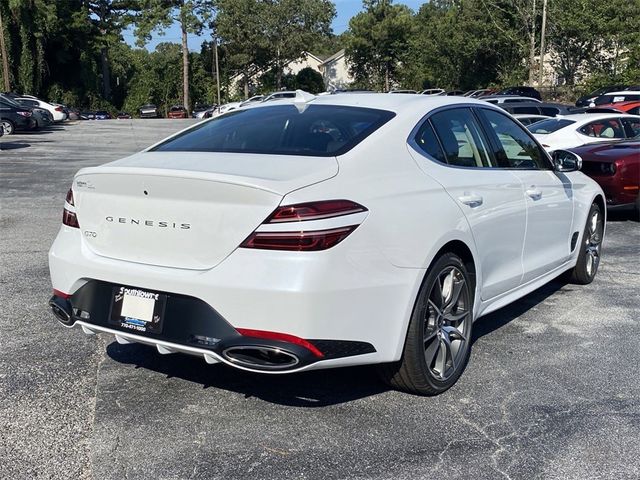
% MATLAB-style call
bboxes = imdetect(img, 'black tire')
[379,252,474,395]
[567,202,604,285]
[1,119,15,135]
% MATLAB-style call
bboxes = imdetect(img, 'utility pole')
[213,36,221,106]
[0,8,10,92]
[538,0,548,88]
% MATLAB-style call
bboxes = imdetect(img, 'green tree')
[547,0,640,85]
[214,0,270,98]
[263,0,335,89]
[345,0,414,91]
[404,0,525,90]
[86,1,138,101]
[295,66,325,93]
[133,0,214,113]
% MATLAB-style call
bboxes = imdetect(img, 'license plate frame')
[109,286,167,335]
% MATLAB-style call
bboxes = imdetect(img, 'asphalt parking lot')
[1,120,639,480]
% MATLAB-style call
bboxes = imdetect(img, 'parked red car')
[597,101,640,115]
[571,140,640,215]
[167,105,188,119]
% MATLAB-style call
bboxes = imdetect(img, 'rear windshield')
[527,118,576,134]
[151,104,396,156]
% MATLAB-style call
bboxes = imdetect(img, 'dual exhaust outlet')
[49,295,303,371]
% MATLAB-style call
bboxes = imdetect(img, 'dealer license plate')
[109,286,167,334]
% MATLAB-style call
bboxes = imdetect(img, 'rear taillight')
[265,200,367,223]
[63,189,79,228]
[55,106,63,112]
[17,110,32,117]
[241,200,367,251]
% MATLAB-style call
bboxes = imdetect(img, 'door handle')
[458,194,483,207]
[526,187,542,199]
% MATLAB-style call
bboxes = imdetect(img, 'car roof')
[245,92,493,117]
[601,91,640,96]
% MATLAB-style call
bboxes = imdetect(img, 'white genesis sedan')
[49,92,605,395]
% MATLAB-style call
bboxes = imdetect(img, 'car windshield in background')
[151,104,396,157]
[527,118,576,134]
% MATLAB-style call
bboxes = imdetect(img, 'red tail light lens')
[265,200,367,223]
[63,189,79,228]
[241,226,358,251]
[65,188,75,206]
[55,106,63,112]
[241,199,367,251]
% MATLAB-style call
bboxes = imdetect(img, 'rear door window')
[579,119,625,139]
[429,108,495,167]
[413,121,447,163]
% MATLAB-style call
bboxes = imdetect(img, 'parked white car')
[420,88,446,96]
[513,113,551,126]
[49,93,605,396]
[483,96,542,104]
[527,113,640,150]
[14,97,66,122]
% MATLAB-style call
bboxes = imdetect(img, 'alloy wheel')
[585,209,603,277]
[423,266,471,381]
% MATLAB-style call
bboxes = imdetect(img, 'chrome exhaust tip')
[49,296,74,326]
[222,345,300,371]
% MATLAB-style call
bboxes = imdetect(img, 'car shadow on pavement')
[105,278,572,406]
[105,341,389,407]
[0,142,31,150]
[472,278,568,344]
[607,208,639,222]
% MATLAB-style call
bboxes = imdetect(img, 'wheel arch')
[391,236,480,362]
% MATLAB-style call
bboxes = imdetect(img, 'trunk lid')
[73,151,338,270]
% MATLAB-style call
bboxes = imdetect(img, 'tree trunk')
[181,21,190,114]
[538,0,548,87]
[99,2,110,100]
[275,46,281,91]
[0,8,11,91]
[528,0,537,85]
[385,64,390,92]
[101,47,111,100]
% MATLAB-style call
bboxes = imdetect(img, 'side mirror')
[552,149,582,172]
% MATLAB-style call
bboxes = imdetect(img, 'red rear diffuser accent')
[236,328,324,358]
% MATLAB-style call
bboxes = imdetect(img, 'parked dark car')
[571,140,640,216]
[499,101,573,117]
[167,105,188,119]
[575,85,626,107]
[139,104,160,118]
[80,111,96,120]
[495,86,542,100]
[95,110,112,120]
[117,112,132,119]
[0,97,36,134]
[67,108,81,121]
[593,92,640,107]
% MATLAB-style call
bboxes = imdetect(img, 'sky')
[122,0,425,52]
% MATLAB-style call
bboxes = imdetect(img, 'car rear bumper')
[49,226,423,368]
[48,280,376,373]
